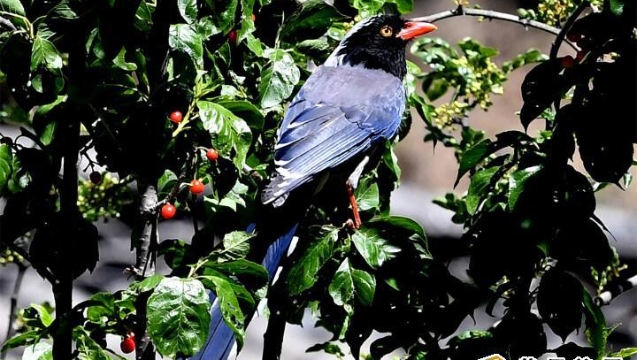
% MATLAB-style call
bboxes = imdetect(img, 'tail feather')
[190,223,299,360]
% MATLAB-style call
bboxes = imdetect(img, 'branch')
[129,181,158,279]
[0,263,27,360]
[547,1,590,130]
[411,6,579,51]
[595,274,637,306]
[0,16,16,31]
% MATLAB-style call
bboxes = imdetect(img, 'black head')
[326,15,436,79]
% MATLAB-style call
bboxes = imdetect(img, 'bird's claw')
[345,218,362,230]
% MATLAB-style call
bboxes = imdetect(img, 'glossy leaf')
[178,0,197,24]
[287,227,338,295]
[0,0,25,16]
[21,341,53,360]
[466,166,499,215]
[351,228,400,269]
[508,165,542,210]
[609,0,625,15]
[218,231,255,261]
[583,290,608,358]
[280,0,347,43]
[169,24,204,69]
[147,277,211,358]
[198,101,253,169]
[456,139,491,186]
[329,258,376,307]
[258,49,300,108]
[31,37,63,71]
[356,182,379,211]
[537,268,583,341]
[202,275,247,345]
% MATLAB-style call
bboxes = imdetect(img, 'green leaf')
[198,101,253,169]
[422,76,449,101]
[279,0,347,43]
[212,0,237,34]
[31,37,63,71]
[356,182,379,211]
[350,0,384,16]
[31,304,54,327]
[466,166,499,215]
[502,49,548,73]
[218,230,255,261]
[206,258,268,284]
[0,330,39,352]
[0,0,25,17]
[258,49,300,108]
[537,268,583,341]
[21,342,52,360]
[582,290,607,358]
[169,24,204,69]
[608,0,625,15]
[351,228,400,269]
[202,275,246,346]
[387,0,413,13]
[508,165,542,210]
[456,139,492,186]
[113,47,137,71]
[178,0,197,24]
[216,99,264,131]
[369,216,426,240]
[329,258,376,307]
[158,169,178,197]
[0,156,10,195]
[287,227,338,295]
[74,328,110,360]
[245,33,263,57]
[610,347,637,359]
[147,277,211,358]
[135,274,165,292]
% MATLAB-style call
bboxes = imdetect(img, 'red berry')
[251,13,256,22]
[161,203,176,219]
[169,111,183,124]
[120,335,135,354]
[206,148,219,161]
[228,30,237,43]
[566,31,582,42]
[561,55,575,69]
[89,171,102,184]
[190,179,205,194]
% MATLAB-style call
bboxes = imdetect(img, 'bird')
[191,14,437,360]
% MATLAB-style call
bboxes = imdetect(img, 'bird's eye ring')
[379,25,393,37]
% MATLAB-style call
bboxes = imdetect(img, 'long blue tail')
[190,223,299,360]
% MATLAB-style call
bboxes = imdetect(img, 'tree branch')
[0,263,27,360]
[595,274,637,306]
[411,6,579,51]
[130,182,158,278]
[0,16,16,31]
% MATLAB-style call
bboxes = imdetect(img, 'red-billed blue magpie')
[192,14,436,360]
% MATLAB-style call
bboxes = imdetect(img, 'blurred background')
[1,0,635,359]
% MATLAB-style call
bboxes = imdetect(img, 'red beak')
[397,21,437,40]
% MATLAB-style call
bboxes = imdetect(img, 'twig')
[411,6,579,51]
[0,263,27,360]
[130,182,158,278]
[547,1,590,130]
[0,16,16,31]
[595,274,637,306]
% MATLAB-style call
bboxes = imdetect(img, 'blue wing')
[262,65,405,205]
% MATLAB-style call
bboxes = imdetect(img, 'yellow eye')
[379,25,393,37]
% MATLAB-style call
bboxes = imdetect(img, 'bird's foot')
[345,218,361,229]
[346,183,362,229]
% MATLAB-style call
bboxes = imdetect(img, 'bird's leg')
[345,156,369,229]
